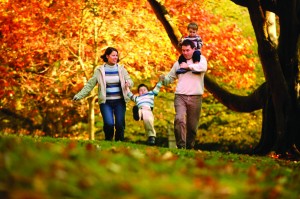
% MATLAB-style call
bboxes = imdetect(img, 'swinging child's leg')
[141,108,156,145]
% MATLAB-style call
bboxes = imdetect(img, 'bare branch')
[230,0,249,8]
[205,77,266,112]
[230,0,278,14]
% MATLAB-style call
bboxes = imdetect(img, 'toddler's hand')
[125,80,130,87]
[125,80,131,92]
[159,75,165,81]
[180,62,189,69]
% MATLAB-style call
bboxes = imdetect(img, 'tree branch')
[205,77,266,112]
[147,0,182,51]
[230,0,279,14]
[230,0,249,8]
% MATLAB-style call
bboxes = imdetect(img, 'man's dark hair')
[138,84,148,92]
[181,39,196,49]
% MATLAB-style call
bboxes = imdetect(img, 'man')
[160,39,207,149]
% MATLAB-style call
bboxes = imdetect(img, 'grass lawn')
[1,134,299,199]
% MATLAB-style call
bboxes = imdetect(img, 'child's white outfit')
[127,82,162,138]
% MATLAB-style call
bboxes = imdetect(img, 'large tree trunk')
[246,0,300,155]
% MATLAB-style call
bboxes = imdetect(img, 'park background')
[0,0,263,152]
[1,0,300,198]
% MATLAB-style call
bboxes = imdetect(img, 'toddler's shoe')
[176,68,188,74]
[132,105,140,121]
[147,136,156,146]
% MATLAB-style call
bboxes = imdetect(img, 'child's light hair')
[187,22,198,30]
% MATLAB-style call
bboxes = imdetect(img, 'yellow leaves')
[165,14,182,40]
[161,151,174,160]
[15,99,24,111]
[107,162,122,173]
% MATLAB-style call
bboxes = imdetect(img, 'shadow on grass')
[128,135,255,155]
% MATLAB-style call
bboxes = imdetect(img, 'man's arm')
[187,55,207,72]
[162,62,179,86]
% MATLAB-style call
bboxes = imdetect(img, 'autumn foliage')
[0,0,256,136]
[162,0,256,88]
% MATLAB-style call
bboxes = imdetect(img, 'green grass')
[1,134,299,198]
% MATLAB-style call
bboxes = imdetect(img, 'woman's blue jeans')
[100,99,126,141]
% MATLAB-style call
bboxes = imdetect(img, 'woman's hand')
[125,80,131,92]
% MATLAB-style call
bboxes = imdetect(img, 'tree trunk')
[228,0,300,156]
[87,96,97,140]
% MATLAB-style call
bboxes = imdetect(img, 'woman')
[73,47,134,141]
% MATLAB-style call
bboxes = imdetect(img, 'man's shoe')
[147,136,156,146]
[176,68,188,74]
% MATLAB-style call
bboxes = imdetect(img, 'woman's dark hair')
[100,47,119,62]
